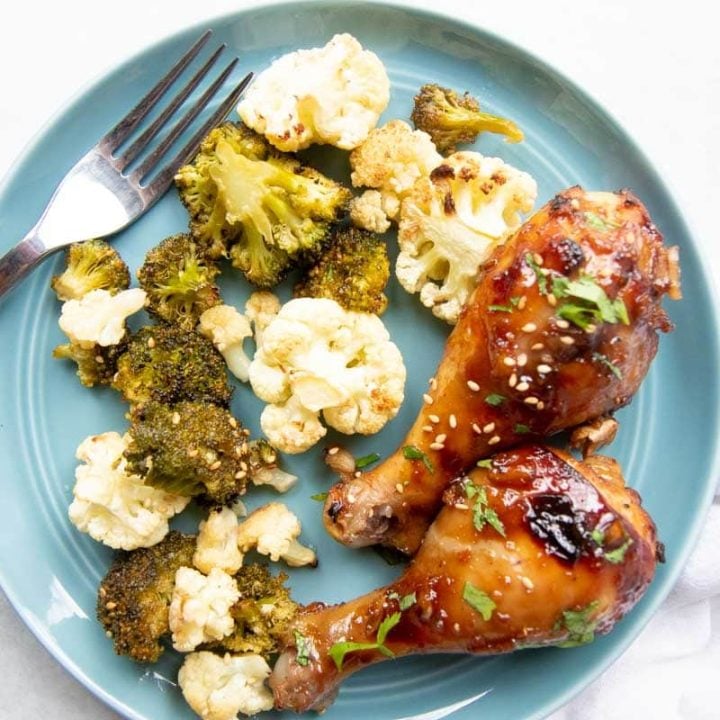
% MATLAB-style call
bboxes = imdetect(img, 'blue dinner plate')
[1,2,718,719]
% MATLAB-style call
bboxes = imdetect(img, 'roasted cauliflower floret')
[169,567,240,652]
[236,503,316,567]
[193,507,244,576]
[238,33,389,152]
[349,120,442,226]
[97,531,196,663]
[178,652,274,720]
[246,439,298,493]
[397,152,537,324]
[349,189,391,233]
[198,305,253,382]
[51,239,130,301]
[249,298,406,453]
[68,432,189,550]
[137,233,221,331]
[58,288,146,348]
[411,83,524,155]
[294,226,390,314]
[244,291,281,347]
[112,325,232,409]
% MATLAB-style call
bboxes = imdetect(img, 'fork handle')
[0,231,48,299]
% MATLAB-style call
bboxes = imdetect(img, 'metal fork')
[0,30,252,299]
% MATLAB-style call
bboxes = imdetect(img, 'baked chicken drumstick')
[272,445,659,712]
[324,186,680,555]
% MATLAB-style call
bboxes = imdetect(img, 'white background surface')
[0,1,718,718]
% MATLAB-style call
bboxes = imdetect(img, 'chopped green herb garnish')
[294,630,311,666]
[525,253,548,294]
[554,601,600,647]
[489,303,515,313]
[553,275,629,330]
[584,211,619,232]
[476,459,493,469]
[328,611,401,670]
[484,393,505,406]
[604,538,633,564]
[355,452,381,469]
[310,492,328,502]
[403,445,434,473]
[515,423,531,434]
[590,527,605,545]
[464,481,506,537]
[462,582,497,621]
[387,591,416,610]
[592,352,623,379]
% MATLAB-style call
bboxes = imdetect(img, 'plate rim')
[1,2,719,719]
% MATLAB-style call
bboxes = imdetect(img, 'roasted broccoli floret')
[210,563,298,659]
[51,239,130,301]
[124,401,252,505]
[112,325,232,408]
[411,83,524,155]
[137,233,220,330]
[97,531,196,663]
[175,122,352,287]
[53,337,128,387]
[293,226,390,314]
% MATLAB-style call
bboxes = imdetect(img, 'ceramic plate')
[1,2,718,719]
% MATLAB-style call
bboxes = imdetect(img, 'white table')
[0,1,717,718]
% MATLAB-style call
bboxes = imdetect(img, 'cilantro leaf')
[584,211,619,232]
[604,538,633,564]
[376,611,402,644]
[355,452,381,469]
[328,640,391,670]
[555,601,600,647]
[294,630,311,667]
[525,253,548,294]
[464,481,506,537]
[591,527,605,545]
[592,352,623,379]
[515,423,531,434]
[462,582,497,621]
[310,492,328,502]
[484,393,505,406]
[399,592,417,611]
[489,303,515,313]
[553,275,629,330]
[476,459,493,469]
[403,445,434,473]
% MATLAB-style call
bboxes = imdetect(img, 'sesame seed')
[548,294,557,307]
[105,601,117,610]
[423,393,434,404]
[147,337,155,348]
[472,423,482,435]
[532,342,545,350]
[328,446,339,456]
[240,461,248,471]
[522,322,537,333]
[537,364,552,374]
[537,401,545,410]
[455,503,469,510]
[541,353,553,363]
[209,460,222,471]
[533,253,544,266]
[453,622,461,633]
[517,295,527,310]
[560,335,575,345]
[187,448,198,458]
[396,483,404,493]
[524,396,540,405]
[449,414,457,429]
[429,377,438,390]
[205,452,215,463]
[556,319,570,329]
[430,442,445,451]
[429,414,440,424]
[435,433,447,443]
[492,590,503,598]
[354,471,361,478]
[483,422,495,433]
[508,373,518,388]
[467,380,480,392]
[95,355,104,364]
[228,417,238,428]
[488,435,501,445]
[171,412,181,425]
[503,356,516,367]
[516,381,530,392]
[235,470,247,480]
[517,353,528,367]
[422,425,433,433]
[520,576,535,590]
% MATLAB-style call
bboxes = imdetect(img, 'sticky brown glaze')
[272,446,658,713]
[324,187,680,554]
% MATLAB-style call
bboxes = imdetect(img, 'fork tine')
[100,30,212,153]
[115,43,227,171]
[131,59,241,184]
[143,72,253,199]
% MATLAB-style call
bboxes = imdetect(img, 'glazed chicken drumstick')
[324,186,680,555]
[272,445,660,713]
